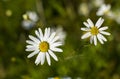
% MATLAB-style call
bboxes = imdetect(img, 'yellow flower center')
[23,14,29,20]
[90,26,99,35]
[39,41,49,52]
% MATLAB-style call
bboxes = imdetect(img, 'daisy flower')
[26,28,63,65]
[81,17,111,46]
[22,11,39,30]
[96,4,111,16]
[23,11,39,22]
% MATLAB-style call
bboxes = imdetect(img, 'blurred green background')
[0,0,120,79]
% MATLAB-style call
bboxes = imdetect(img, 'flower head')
[26,28,63,65]
[92,0,104,7]
[23,11,39,22]
[22,11,39,30]
[81,17,111,46]
[96,4,111,16]
[97,4,115,19]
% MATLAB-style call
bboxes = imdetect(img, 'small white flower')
[26,28,63,65]
[23,11,39,22]
[92,0,104,7]
[78,3,89,16]
[22,11,39,30]
[81,17,111,46]
[96,4,111,16]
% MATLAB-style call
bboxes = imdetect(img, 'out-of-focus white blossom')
[114,13,120,24]
[22,11,39,30]
[96,4,111,16]
[22,20,35,29]
[52,25,66,45]
[78,3,89,16]
[110,10,120,24]
[92,0,104,7]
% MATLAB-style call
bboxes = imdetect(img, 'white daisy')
[26,28,63,66]
[81,17,111,46]
[22,11,39,30]
[23,11,39,22]
[96,4,111,16]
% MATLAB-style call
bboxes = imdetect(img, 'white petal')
[35,30,40,40]
[25,47,36,51]
[50,47,63,52]
[96,4,107,16]
[46,52,51,66]
[81,28,90,31]
[97,34,104,44]
[26,44,38,47]
[27,50,39,58]
[29,35,40,44]
[96,10,103,16]
[38,28,44,41]
[83,22,90,28]
[40,53,45,65]
[35,53,41,65]
[87,19,94,27]
[96,18,104,28]
[43,28,50,41]
[93,35,97,46]
[51,42,63,48]
[26,45,33,48]
[46,28,50,39]
[81,32,91,39]
[26,45,38,49]
[99,34,107,41]
[99,26,108,31]
[95,17,102,27]
[48,32,56,42]
[48,50,58,61]
[100,31,111,35]
[50,36,59,44]
[26,40,37,45]
[90,36,94,44]
[43,28,48,40]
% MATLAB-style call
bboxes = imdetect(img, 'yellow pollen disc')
[39,41,49,52]
[90,26,99,35]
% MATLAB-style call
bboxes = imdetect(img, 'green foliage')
[0,0,120,79]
